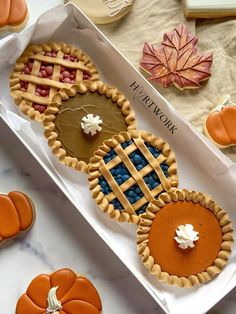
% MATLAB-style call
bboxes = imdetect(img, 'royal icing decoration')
[103,0,132,17]
[65,0,133,25]
[46,287,62,314]
[140,24,213,90]
[81,113,103,136]
[174,224,199,249]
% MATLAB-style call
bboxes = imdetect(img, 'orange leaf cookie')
[0,0,28,31]
[16,268,102,314]
[140,24,213,90]
[203,95,236,149]
[0,191,35,244]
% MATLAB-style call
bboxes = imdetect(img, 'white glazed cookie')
[183,0,236,18]
[65,0,133,24]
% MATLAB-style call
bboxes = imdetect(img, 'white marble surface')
[1,1,236,313]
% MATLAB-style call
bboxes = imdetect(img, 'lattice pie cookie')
[88,130,178,224]
[10,42,99,122]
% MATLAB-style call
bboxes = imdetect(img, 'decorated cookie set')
[7,39,234,290]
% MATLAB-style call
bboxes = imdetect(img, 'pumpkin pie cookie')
[10,42,99,122]
[0,191,35,245]
[88,130,178,224]
[0,0,28,32]
[16,268,102,314]
[203,95,236,149]
[43,81,136,172]
[137,189,234,287]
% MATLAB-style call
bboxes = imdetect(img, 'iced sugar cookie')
[0,191,35,244]
[204,95,236,149]
[43,81,136,172]
[140,24,213,90]
[66,0,133,24]
[137,189,234,287]
[0,0,28,32]
[16,268,102,314]
[88,130,178,224]
[10,42,99,122]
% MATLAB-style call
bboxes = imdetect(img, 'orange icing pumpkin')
[16,268,102,314]
[204,96,236,148]
[0,0,28,28]
[0,191,35,243]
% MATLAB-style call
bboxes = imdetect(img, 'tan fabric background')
[99,0,236,162]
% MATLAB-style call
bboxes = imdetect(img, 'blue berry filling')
[98,176,112,195]
[103,149,117,164]
[110,163,131,185]
[161,162,169,177]
[143,171,160,190]
[145,142,161,158]
[111,198,123,210]
[121,140,133,149]
[136,203,148,215]
[129,149,148,170]
[124,184,144,205]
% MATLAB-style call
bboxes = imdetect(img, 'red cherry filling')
[83,72,91,80]
[20,51,91,113]
[32,103,47,113]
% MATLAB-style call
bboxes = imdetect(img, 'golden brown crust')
[43,80,136,172]
[9,42,99,122]
[88,130,178,224]
[137,189,234,287]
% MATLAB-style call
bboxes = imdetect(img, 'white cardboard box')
[0,3,236,313]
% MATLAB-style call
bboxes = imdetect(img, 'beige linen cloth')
[98,0,236,162]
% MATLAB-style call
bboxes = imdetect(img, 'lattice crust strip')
[88,130,179,224]
[10,42,99,122]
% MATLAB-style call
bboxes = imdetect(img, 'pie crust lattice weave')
[10,42,99,121]
[89,130,178,224]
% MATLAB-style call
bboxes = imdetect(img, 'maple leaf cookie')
[140,24,213,90]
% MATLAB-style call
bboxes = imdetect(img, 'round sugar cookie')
[137,189,234,287]
[65,0,133,24]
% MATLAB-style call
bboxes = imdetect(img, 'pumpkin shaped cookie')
[0,191,35,244]
[204,95,236,149]
[16,268,102,314]
[0,0,28,31]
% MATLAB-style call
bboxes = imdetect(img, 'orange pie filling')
[148,200,222,277]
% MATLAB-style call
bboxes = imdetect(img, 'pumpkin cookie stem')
[46,287,62,314]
